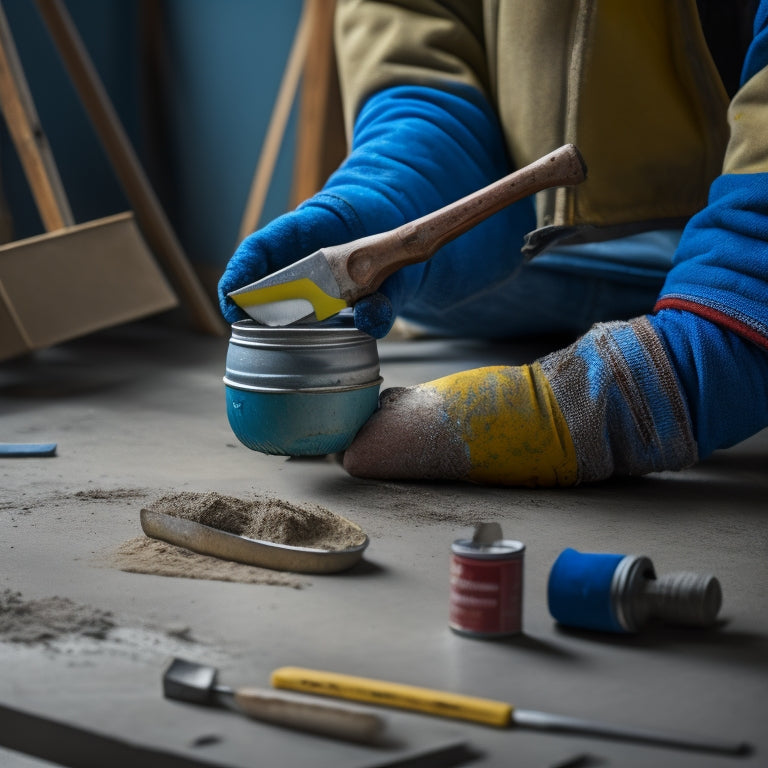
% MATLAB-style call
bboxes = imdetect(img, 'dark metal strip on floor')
[0,702,479,768]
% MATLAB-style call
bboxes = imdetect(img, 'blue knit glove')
[218,85,534,337]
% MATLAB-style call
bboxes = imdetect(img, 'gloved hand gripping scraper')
[228,145,586,327]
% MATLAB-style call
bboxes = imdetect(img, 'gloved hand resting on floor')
[344,316,696,486]
[344,311,768,486]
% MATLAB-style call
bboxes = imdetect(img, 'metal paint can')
[223,314,382,456]
[449,523,525,638]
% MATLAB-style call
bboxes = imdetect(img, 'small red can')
[449,523,525,638]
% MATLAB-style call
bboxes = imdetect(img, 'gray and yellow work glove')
[344,316,698,486]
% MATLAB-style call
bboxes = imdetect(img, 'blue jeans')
[401,230,683,339]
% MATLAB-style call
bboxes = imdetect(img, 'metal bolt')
[643,570,722,627]
[614,554,722,632]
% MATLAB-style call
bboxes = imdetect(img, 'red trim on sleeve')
[654,298,768,351]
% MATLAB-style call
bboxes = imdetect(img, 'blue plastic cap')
[547,548,628,633]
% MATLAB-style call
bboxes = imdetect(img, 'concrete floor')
[1,320,766,768]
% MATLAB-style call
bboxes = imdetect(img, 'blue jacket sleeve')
[650,1,768,457]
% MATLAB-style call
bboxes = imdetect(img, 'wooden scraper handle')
[232,686,385,743]
[333,143,586,299]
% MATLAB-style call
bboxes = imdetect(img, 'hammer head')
[163,657,218,705]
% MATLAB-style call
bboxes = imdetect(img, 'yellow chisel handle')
[270,667,513,727]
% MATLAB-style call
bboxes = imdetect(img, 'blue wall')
[0,0,303,272]
[157,0,303,265]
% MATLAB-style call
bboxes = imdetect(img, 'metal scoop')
[140,509,368,574]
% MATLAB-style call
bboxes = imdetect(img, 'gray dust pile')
[0,590,115,645]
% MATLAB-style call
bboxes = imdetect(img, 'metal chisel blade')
[242,298,318,327]
[228,250,348,326]
[511,708,750,755]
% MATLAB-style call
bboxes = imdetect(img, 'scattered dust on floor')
[110,536,306,588]
[143,491,367,550]
[0,589,228,663]
[0,589,115,645]
[73,487,150,502]
[0,486,150,513]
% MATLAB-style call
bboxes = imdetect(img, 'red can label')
[449,552,523,636]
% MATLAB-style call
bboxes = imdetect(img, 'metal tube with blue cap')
[547,548,722,633]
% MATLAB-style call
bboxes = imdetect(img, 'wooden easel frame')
[0,0,225,353]
[238,0,346,240]
[35,0,225,336]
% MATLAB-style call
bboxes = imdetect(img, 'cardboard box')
[0,211,177,361]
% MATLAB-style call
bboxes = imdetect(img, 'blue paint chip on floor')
[0,443,57,457]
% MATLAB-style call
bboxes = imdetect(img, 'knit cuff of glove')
[540,316,698,482]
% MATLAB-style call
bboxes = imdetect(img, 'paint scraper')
[229,144,587,327]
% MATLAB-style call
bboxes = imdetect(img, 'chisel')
[271,667,750,756]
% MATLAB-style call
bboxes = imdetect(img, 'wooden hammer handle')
[340,144,586,296]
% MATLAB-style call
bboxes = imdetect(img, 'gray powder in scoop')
[143,491,367,551]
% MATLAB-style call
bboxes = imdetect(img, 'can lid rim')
[451,539,526,558]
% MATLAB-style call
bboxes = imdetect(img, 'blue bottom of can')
[225,384,381,456]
